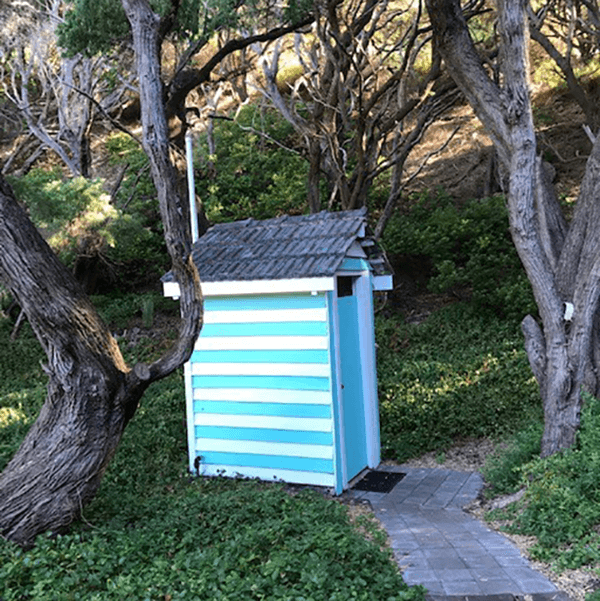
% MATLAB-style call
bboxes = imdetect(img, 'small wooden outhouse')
[162,208,393,493]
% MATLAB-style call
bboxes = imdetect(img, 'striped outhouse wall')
[186,290,337,488]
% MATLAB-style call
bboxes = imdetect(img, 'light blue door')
[337,290,367,481]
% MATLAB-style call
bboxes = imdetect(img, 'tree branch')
[60,80,142,146]
[426,0,511,166]
[165,15,314,118]
[521,314,546,388]
[121,0,202,388]
[528,20,596,128]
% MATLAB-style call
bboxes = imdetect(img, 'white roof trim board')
[164,277,334,298]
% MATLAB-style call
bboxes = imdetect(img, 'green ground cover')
[483,395,600,579]
[0,299,422,601]
[377,303,542,461]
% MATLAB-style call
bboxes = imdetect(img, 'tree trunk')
[426,0,600,456]
[0,0,202,548]
[0,176,141,546]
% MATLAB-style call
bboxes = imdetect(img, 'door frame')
[330,269,380,491]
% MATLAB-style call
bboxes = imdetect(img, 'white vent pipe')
[185,130,200,244]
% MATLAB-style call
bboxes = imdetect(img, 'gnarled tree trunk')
[0,175,144,545]
[426,0,600,456]
[0,0,202,548]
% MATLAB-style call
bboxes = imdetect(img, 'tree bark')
[307,138,322,213]
[0,176,138,546]
[426,0,600,456]
[0,0,202,548]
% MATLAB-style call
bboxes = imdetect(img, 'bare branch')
[165,15,314,118]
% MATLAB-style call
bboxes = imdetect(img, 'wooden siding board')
[204,308,328,323]
[191,363,330,377]
[198,278,335,296]
[194,426,333,445]
[192,388,331,404]
[197,439,333,459]
[193,400,331,418]
[205,294,327,311]
[191,349,329,364]
[197,452,334,473]
[196,464,336,487]
[191,375,330,391]
[193,413,331,432]
[200,321,328,338]
[194,336,328,351]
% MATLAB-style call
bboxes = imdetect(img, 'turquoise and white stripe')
[187,292,336,483]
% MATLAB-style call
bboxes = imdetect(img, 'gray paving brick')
[424,496,458,508]
[397,550,431,568]
[478,578,522,594]
[494,553,530,567]
[469,567,515,580]
[380,518,411,531]
[437,526,474,538]
[389,537,422,552]
[509,568,558,592]
[443,579,485,595]
[450,536,486,549]
[428,556,468,570]
[363,466,562,598]
[403,567,441,584]
[424,547,464,560]
[460,553,502,570]
[414,533,444,544]
[420,580,446,595]
[435,568,478,582]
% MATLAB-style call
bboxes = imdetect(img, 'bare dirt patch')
[387,437,497,471]
[403,90,591,205]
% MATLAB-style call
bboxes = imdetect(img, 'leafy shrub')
[377,303,541,461]
[482,422,543,496]
[104,133,158,223]
[90,291,177,332]
[0,318,46,472]
[9,168,91,228]
[9,162,166,292]
[9,169,118,246]
[383,190,536,320]
[486,393,600,570]
[195,103,310,222]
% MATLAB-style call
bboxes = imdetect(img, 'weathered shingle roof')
[164,208,391,283]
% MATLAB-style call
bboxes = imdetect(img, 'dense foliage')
[481,422,543,496]
[383,191,536,320]
[0,318,47,473]
[195,104,310,222]
[485,394,600,572]
[0,298,422,601]
[8,156,166,292]
[376,303,541,461]
[58,0,310,56]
